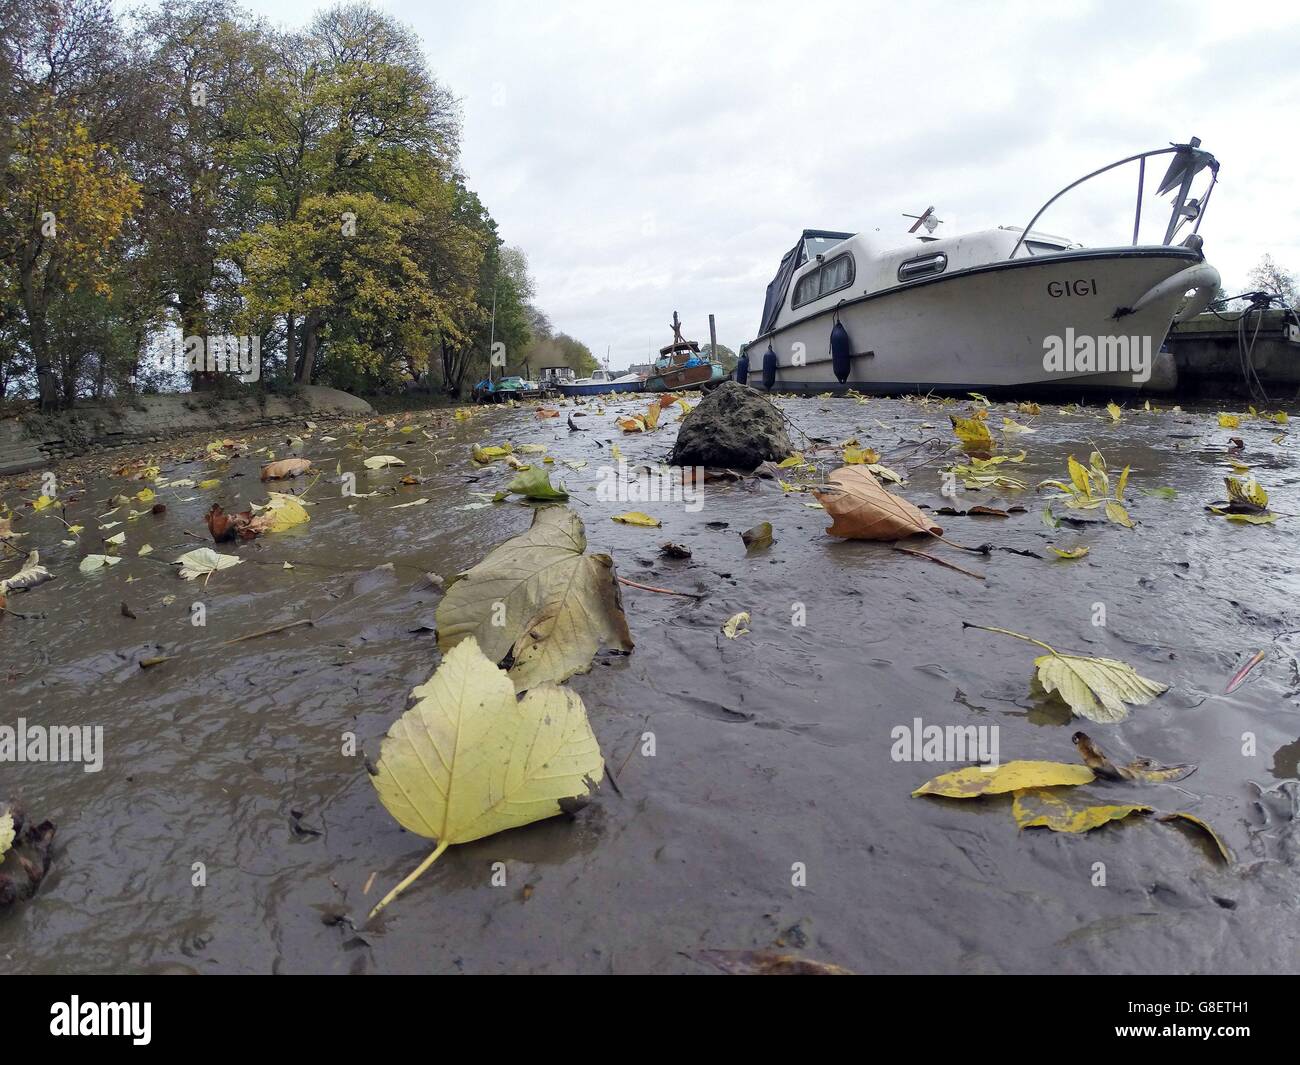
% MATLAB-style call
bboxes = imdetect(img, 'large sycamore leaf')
[175,547,242,581]
[1034,652,1166,724]
[0,551,53,594]
[369,637,604,918]
[812,466,940,541]
[912,760,1094,798]
[1012,788,1149,832]
[967,624,1169,724]
[436,506,633,691]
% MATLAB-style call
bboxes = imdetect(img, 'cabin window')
[897,252,947,282]
[792,253,856,309]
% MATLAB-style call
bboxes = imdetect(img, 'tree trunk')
[20,264,57,410]
[296,309,322,385]
[285,311,297,383]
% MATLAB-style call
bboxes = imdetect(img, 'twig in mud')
[892,546,986,580]
[221,618,315,645]
[616,576,702,599]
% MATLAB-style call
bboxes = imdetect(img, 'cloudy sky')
[236,0,1300,370]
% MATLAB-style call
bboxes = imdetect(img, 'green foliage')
[0,0,590,406]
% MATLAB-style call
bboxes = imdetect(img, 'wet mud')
[1,393,1298,973]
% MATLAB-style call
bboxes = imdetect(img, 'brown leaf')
[697,949,853,975]
[659,541,692,559]
[205,503,258,543]
[812,466,941,541]
[260,458,312,481]
[1072,731,1196,783]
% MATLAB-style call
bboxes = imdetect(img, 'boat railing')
[1007,137,1219,260]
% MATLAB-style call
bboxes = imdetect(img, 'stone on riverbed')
[670,381,792,470]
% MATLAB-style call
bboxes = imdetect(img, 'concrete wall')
[0,386,373,476]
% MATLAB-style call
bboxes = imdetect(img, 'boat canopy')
[758,229,853,336]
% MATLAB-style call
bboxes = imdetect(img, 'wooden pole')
[708,314,717,362]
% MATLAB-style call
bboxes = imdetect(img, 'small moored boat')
[643,312,728,392]
[555,369,643,397]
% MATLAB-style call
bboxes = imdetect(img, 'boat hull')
[556,379,643,397]
[643,362,728,392]
[747,248,1215,395]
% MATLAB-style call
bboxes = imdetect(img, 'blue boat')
[555,369,643,397]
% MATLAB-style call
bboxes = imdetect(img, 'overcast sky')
[233,0,1300,369]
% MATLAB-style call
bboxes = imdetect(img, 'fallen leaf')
[261,458,312,480]
[812,466,940,541]
[0,551,54,594]
[1012,789,1148,832]
[368,637,604,919]
[1071,731,1196,782]
[435,507,633,691]
[966,624,1168,723]
[1050,546,1089,559]
[1157,811,1233,863]
[950,415,996,458]
[1106,401,1122,423]
[721,612,750,638]
[612,512,661,527]
[78,554,122,573]
[697,950,853,976]
[1104,501,1135,528]
[740,522,774,551]
[175,548,242,581]
[363,455,405,470]
[659,541,692,559]
[1225,648,1267,694]
[507,467,569,501]
[913,760,1094,798]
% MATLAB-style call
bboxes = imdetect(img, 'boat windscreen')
[758,230,853,336]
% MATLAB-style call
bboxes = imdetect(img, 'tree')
[0,0,142,408]
[1248,254,1297,309]
[699,342,738,371]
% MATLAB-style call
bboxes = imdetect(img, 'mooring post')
[708,314,717,362]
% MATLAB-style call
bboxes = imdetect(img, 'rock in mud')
[669,382,792,470]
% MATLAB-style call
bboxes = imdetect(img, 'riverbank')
[0,386,375,477]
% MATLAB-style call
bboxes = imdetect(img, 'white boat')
[741,138,1222,396]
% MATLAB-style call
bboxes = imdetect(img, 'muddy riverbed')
[1,392,1298,974]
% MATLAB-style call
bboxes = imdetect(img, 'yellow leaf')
[368,638,604,919]
[1051,546,1089,559]
[1067,456,1092,498]
[969,625,1168,723]
[612,511,661,527]
[260,492,310,532]
[1106,401,1122,422]
[950,415,995,458]
[1116,465,1130,502]
[1104,501,1134,528]
[1225,476,1268,508]
[913,760,1094,798]
[1218,413,1240,428]
[721,612,750,639]
[33,494,56,511]
[1012,789,1149,832]
[134,488,156,504]
[197,479,221,490]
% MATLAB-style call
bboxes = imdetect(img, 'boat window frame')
[791,252,856,310]
[897,252,948,283]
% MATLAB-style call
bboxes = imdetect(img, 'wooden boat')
[643,312,728,392]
